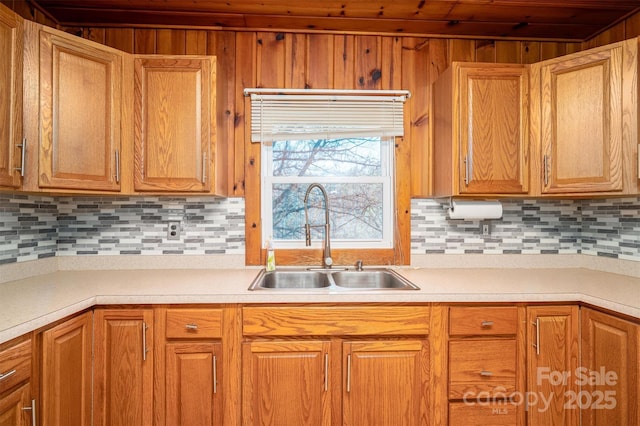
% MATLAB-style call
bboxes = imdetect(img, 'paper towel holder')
[446,198,503,221]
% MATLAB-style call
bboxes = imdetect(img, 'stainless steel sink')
[248,270,331,290]
[331,269,419,290]
[248,268,419,291]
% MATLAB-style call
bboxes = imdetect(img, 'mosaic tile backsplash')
[1,193,639,264]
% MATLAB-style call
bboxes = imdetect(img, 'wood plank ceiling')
[29,0,640,41]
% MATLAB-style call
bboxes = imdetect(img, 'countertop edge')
[1,287,638,345]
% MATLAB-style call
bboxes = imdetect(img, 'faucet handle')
[355,260,363,271]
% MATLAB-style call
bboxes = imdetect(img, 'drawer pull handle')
[185,323,199,330]
[0,369,17,381]
[480,321,494,327]
[480,371,493,377]
[324,353,329,392]
[532,318,540,355]
[213,355,218,394]
[346,354,352,393]
[21,399,36,426]
[142,322,149,361]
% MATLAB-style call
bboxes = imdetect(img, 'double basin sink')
[248,268,420,291]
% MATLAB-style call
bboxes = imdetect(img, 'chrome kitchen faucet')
[303,183,333,268]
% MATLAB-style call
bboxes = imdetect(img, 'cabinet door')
[459,65,529,194]
[581,308,639,426]
[539,45,623,194]
[342,340,428,426]
[165,342,222,426]
[39,28,122,191]
[527,306,579,426]
[41,312,92,426]
[134,56,214,192]
[242,340,331,426]
[93,309,153,426]
[0,6,23,189]
[0,383,32,426]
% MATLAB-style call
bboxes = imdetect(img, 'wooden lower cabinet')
[581,307,639,426]
[165,342,222,426]
[0,384,32,426]
[155,307,225,426]
[41,311,92,426]
[343,340,429,426]
[93,309,154,426]
[527,306,579,426]
[242,340,332,425]
[3,302,638,426]
[241,305,431,425]
[0,337,34,426]
[242,338,428,425]
[449,402,517,425]
[442,305,525,426]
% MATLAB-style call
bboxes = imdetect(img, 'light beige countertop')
[1,262,639,344]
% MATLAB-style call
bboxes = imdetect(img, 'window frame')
[243,89,412,267]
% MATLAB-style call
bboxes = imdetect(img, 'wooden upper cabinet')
[533,38,638,195]
[38,27,123,191]
[134,55,223,194]
[433,62,529,196]
[0,5,23,189]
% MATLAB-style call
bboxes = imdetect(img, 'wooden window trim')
[244,136,411,266]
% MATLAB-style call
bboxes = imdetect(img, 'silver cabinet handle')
[532,318,540,355]
[185,323,198,330]
[142,322,149,361]
[21,398,36,425]
[346,354,352,393]
[480,371,493,377]
[543,155,549,186]
[115,149,120,183]
[463,155,469,185]
[213,355,217,394]
[0,369,16,381]
[16,137,26,177]
[480,321,494,327]
[202,152,207,184]
[324,353,329,392]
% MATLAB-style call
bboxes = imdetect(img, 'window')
[262,137,394,249]
[244,88,411,266]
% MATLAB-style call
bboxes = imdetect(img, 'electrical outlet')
[167,221,181,240]
[482,223,490,236]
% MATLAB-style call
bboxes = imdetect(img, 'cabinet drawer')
[449,306,517,336]
[165,308,222,339]
[449,402,517,425]
[449,339,516,399]
[243,306,430,336]
[0,340,31,395]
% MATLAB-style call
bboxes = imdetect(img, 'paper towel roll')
[448,200,503,220]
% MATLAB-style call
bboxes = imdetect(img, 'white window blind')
[247,89,409,143]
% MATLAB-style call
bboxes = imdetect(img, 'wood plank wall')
[5,0,640,197]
